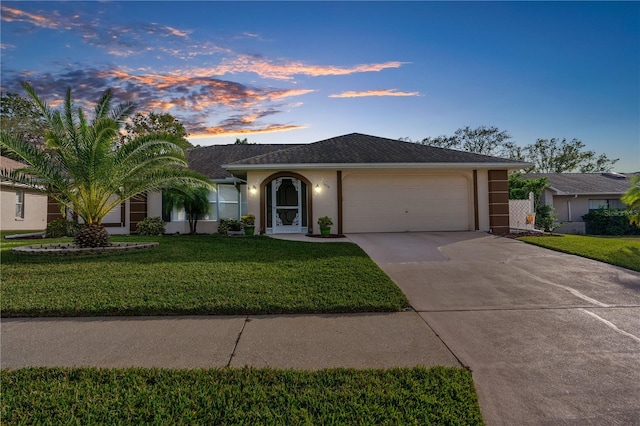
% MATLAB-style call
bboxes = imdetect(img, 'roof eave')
[551,191,628,196]
[223,162,532,171]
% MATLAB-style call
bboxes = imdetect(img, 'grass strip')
[1,235,408,317]
[518,234,640,272]
[1,366,483,425]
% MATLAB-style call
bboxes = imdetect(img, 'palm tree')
[163,186,212,234]
[0,82,212,247]
[621,175,640,226]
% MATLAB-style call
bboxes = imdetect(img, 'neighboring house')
[199,133,529,235]
[0,156,48,232]
[523,172,639,234]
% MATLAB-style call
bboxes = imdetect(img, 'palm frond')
[93,89,113,120]
[21,82,55,123]
[0,131,67,192]
[109,101,136,124]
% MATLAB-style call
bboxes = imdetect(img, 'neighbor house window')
[589,199,625,210]
[15,190,24,219]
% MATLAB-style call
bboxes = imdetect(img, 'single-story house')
[157,133,529,235]
[523,172,639,234]
[0,156,48,232]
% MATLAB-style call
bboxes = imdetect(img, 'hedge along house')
[222,133,530,235]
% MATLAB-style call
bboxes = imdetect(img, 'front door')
[272,177,302,234]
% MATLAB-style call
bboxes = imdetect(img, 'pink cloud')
[329,89,421,98]
[1,6,60,29]
[201,55,408,80]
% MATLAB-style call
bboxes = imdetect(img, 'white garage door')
[342,173,470,233]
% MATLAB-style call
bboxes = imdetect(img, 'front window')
[589,199,625,210]
[163,184,246,222]
[217,184,240,220]
[15,190,24,219]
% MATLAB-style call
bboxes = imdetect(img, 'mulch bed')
[501,232,563,239]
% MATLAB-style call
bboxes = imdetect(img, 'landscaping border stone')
[12,242,159,256]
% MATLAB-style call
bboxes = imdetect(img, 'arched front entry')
[260,172,313,234]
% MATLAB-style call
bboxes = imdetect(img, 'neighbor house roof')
[0,155,27,173]
[524,172,638,195]
[0,155,43,190]
[187,144,300,181]
[224,133,530,170]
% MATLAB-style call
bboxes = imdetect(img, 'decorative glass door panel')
[272,178,302,233]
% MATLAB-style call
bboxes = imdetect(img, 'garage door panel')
[343,173,470,233]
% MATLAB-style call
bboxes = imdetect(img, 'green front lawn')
[1,367,483,425]
[1,235,408,317]
[518,234,640,272]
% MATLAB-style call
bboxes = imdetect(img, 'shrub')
[536,204,558,232]
[241,214,255,226]
[218,218,242,234]
[136,217,166,235]
[45,219,80,238]
[582,208,640,235]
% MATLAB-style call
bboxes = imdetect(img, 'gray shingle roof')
[524,172,638,195]
[0,155,28,172]
[187,144,300,180]
[227,133,526,166]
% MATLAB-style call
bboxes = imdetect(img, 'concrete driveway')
[348,232,640,426]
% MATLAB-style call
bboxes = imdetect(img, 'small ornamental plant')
[318,216,333,236]
[317,216,333,229]
[241,214,255,226]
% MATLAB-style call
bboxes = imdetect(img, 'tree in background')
[163,186,211,234]
[122,112,193,150]
[415,126,618,173]
[0,92,47,159]
[420,126,516,158]
[0,82,212,247]
[234,137,255,145]
[621,175,640,226]
[524,138,618,173]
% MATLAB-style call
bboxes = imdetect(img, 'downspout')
[234,181,241,218]
[567,194,577,222]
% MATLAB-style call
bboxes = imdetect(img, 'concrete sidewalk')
[1,312,460,370]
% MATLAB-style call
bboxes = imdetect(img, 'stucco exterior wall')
[0,186,47,231]
[147,191,163,218]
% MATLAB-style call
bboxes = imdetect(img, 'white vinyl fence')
[509,192,536,231]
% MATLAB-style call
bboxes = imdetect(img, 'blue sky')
[1,1,638,171]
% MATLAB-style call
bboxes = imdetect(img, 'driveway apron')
[348,232,640,426]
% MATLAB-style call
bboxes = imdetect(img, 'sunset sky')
[1,1,638,171]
